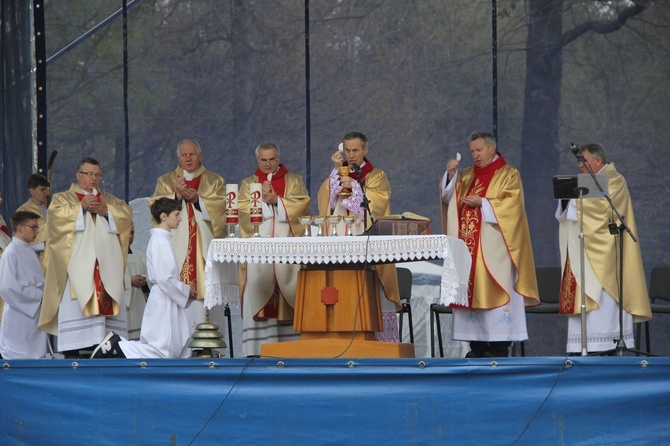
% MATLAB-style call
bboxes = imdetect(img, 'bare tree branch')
[563,0,652,46]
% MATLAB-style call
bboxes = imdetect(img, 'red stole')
[559,256,578,314]
[256,164,289,197]
[343,158,374,185]
[0,224,8,237]
[457,154,507,307]
[180,175,201,296]
[75,192,113,316]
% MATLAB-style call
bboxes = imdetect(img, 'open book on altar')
[367,212,431,236]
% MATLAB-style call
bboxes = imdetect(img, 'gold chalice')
[327,215,342,236]
[299,215,313,237]
[337,165,353,196]
[313,215,326,237]
[343,215,358,236]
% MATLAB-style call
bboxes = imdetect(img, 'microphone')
[350,163,363,176]
[570,142,584,162]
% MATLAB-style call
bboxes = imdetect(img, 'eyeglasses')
[20,224,40,231]
[258,157,278,164]
[78,171,103,179]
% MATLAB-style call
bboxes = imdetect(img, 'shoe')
[465,341,487,358]
[488,341,511,357]
[91,332,125,358]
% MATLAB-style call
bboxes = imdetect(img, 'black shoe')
[466,341,488,358]
[91,332,125,358]
[488,342,511,358]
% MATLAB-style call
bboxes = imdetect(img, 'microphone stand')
[570,144,642,356]
[351,163,374,233]
[570,146,590,356]
[575,184,589,356]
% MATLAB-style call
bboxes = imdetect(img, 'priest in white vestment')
[39,158,132,355]
[237,143,310,356]
[317,132,401,342]
[556,143,651,354]
[149,139,226,334]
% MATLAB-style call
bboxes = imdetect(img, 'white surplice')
[119,228,192,358]
[0,238,49,359]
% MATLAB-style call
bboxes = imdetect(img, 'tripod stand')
[609,218,649,356]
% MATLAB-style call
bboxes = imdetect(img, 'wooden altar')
[204,235,470,358]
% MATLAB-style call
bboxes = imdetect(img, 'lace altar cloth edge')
[204,235,470,310]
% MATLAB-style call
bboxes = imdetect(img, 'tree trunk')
[520,0,564,267]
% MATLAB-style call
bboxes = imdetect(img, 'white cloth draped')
[119,229,192,358]
[205,235,471,310]
[0,238,49,359]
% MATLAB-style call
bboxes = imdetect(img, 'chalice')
[337,165,353,196]
[299,215,313,237]
[313,215,326,237]
[327,215,342,236]
[343,215,357,236]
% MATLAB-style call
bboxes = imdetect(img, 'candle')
[250,183,263,224]
[226,184,239,224]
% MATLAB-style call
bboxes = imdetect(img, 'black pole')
[46,0,143,67]
[34,0,48,175]
[491,0,498,140]
[122,0,130,202]
[304,0,311,197]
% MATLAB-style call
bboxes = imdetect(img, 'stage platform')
[2,356,668,445]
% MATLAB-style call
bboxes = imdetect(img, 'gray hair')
[581,143,608,164]
[176,139,202,156]
[468,132,497,148]
[255,142,280,157]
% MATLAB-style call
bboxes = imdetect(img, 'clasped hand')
[461,195,483,208]
[81,194,108,215]
[175,176,198,203]
[262,180,278,205]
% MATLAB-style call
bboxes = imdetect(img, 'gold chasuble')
[149,164,226,299]
[238,166,311,321]
[39,184,132,335]
[441,155,538,310]
[317,164,400,309]
[558,163,651,321]
[0,215,10,252]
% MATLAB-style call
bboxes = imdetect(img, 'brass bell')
[188,321,227,358]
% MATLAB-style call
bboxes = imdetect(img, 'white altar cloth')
[204,234,471,311]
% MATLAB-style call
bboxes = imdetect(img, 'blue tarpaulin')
[2,356,669,445]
